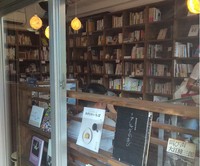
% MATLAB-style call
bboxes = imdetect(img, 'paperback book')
[113,107,153,166]
[29,105,45,128]
[76,107,105,152]
[29,136,44,166]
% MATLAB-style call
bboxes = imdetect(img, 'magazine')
[76,107,105,152]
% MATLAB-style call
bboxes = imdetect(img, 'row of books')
[123,30,145,43]
[174,42,194,58]
[96,19,104,31]
[112,15,123,28]
[149,80,171,94]
[174,63,193,77]
[40,47,49,61]
[105,50,122,60]
[147,44,163,58]
[18,34,32,45]
[90,64,104,74]
[6,34,16,45]
[149,7,161,22]
[74,65,88,74]
[123,77,143,92]
[6,47,15,60]
[109,78,121,90]
[130,45,144,59]
[148,63,171,77]
[115,63,123,75]
[91,78,103,84]
[124,62,144,76]
[75,36,87,47]
[129,11,144,25]
[18,49,39,60]
[106,33,123,45]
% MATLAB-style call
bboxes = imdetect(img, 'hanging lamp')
[71,1,81,31]
[45,26,49,39]
[187,0,200,14]
[30,15,43,30]
[71,17,81,31]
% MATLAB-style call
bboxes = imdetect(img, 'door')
[0,0,67,165]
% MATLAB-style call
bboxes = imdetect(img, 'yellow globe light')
[45,26,49,39]
[187,0,200,14]
[29,15,43,30]
[71,17,81,31]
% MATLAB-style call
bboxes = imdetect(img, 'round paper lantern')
[29,15,43,30]
[45,26,49,39]
[187,0,200,14]
[71,17,81,31]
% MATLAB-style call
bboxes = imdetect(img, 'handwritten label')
[167,138,196,159]
[126,113,137,147]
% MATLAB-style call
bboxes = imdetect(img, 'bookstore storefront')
[0,0,199,166]
[0,0,67,165]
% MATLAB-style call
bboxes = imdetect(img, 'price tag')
[167,138,196,159]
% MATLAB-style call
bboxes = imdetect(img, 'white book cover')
[188,24,199,37]
[76,107,105,153]
[29,105,45,128]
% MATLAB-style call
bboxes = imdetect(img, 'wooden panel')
[68,91,199,119]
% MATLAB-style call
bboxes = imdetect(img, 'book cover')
[76,107,105,152]
[29,105,45,128]
[113,107,152,166]
[157,28,168,40]
[41,106,51,133]
[188,24,199,37]
[29,136,44,166]
[47,139,52,166]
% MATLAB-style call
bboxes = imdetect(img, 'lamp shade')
[45,26,49,39]
[71,17,81,31]
[187,0,200,14]
[30,15,43,30]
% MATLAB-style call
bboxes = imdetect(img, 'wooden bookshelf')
[4,28,50,83]
[67,0,199,101]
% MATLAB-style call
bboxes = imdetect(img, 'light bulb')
[45,26,49,39]
[187,0,200,14]
[30,15,43,30]
[71,17,81,31]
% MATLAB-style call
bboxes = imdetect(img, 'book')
[157,28,168,40]
[47,139,52,166]
[41,106,51,133]
[164,138,196,166]
[113,107,152,166]
[188,25,199,37]
[29,105,45,128]
[76,107,105,152]
[29,136,44,166]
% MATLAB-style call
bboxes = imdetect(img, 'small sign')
[167,138,196,159]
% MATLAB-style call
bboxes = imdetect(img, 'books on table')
[76,107,105,152]
[29,105,45,128]
[113,107,152,166]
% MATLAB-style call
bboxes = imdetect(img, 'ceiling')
[67,0,164,18]
[2,0,164,27]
